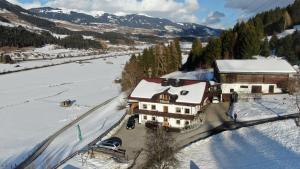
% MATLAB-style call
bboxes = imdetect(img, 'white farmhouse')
[128,78,210,129]
[214,59,297,101]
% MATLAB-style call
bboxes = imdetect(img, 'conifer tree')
[269,35,279,52]
[261,37,271,57]
[203,38,222,67]
[220,30,236,59]
[235,22,260,59]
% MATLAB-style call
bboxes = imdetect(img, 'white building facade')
[128,78,209,129]
[137,101,202,128]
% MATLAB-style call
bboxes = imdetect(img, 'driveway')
[113,121,147,160]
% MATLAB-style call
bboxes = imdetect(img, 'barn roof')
[129,78,207,104]
[215,59,297,74]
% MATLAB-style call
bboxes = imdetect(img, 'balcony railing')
[137,109,195,120]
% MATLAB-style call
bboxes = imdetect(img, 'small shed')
[60,99,75,107]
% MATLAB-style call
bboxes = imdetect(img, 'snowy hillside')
[267,27,297,40]
[0,54,130,168]
[29,7,222,37]
[177,119,300,169]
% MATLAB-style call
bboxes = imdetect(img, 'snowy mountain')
[29,7,222,37]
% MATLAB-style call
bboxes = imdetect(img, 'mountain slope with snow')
[29,7,222,37]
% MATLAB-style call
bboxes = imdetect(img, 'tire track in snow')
[0,90,68,110]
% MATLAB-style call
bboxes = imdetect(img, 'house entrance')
[251,85,262,93]
[163,117,169,127]
[269,85,274,93]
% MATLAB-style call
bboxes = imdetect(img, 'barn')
[214,59,297,99]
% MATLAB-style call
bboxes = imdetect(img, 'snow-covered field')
[0,54,130,168]
[60,154,129,169]
[27,95,127,169]
[177,119,300,169]
[230,94,298,121]
[59,114,131,169]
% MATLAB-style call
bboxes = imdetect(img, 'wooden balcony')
[137,109,195,120]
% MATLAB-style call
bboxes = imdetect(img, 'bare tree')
[144,128,178,169]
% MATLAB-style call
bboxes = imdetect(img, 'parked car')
[106,137,122,146]
[126,117,135,129]
[212,96,220,103]
[145,121,160,130]
[96,138,121,150]
[132,113,139,119]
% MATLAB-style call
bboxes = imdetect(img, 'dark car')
[96,137,122,150]
[126,117,135,129]
[132,113,139,119]
[106,137,122,146]
[96,140,120,150]
[145,121,160,130]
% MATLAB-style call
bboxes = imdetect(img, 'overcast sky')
[8,0,295,29]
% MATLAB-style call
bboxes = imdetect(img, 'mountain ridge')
[29,6,222,37]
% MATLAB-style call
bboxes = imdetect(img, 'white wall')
[137,101,198,128]
[139,114,190,128]
[138,102,200,115]
[221,83,282,94]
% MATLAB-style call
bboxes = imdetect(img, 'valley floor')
[0,53,130,168]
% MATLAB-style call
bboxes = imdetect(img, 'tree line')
[0,25,102,49]
[121,39,182,91]
[183,0,300,70]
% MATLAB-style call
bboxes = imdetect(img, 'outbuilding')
[214,59,297,100]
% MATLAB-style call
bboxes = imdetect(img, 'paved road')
[15,96,117,169]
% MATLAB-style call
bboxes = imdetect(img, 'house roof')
[129,78,207,104]
[215,59,297,74]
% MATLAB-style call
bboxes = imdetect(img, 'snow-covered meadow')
[177,119,300,169]
[61,154,129,169]
[230,94,298,121]
[27,95,127,169]
[0,54,130,168]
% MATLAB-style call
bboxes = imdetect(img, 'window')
[176,107,181,113]
[152,116,156,121]
[160,94,170,101]
[230,89,234,93]
[176,120,181,125]
[143,115,147,120]
[142,104,147,109]
[185,108,190,114]
[180,90,189,95]
[185,121,190,126]
[163,106,168,113]
[151,105,156,110]
[240,85,248,88]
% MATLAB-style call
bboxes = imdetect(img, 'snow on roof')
[216,59,297,74]
[130,79,207,104]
